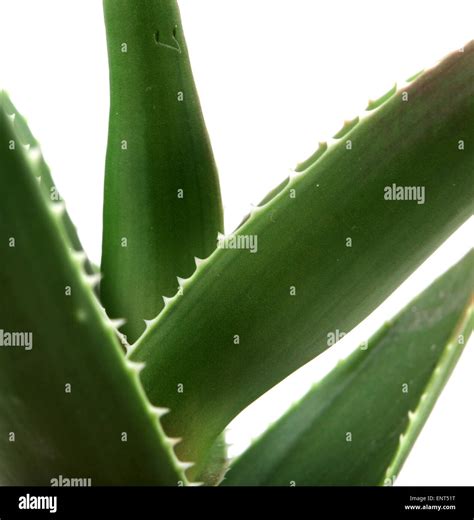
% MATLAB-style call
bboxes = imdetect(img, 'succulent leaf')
[101,0,224,343]
[2,92,94,275]
[0,92,188,485]
[222,251,474,485]
[131,42,474,474]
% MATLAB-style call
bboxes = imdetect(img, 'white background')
[1,0,473,485]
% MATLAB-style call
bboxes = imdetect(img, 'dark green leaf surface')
[223,251,474,485]
[2,93,93,274]
[101,0,223,342]
[0,92,187,485]
[132,42,474,475]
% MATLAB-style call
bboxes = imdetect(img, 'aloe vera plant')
[0,0,473,487]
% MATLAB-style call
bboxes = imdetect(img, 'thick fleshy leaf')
[0,92,187,485]
[131,42,474,475]
[101,0,223,343]
[223,251,474,485]
[2,93,94,274]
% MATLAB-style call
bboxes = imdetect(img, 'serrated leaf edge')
[382,294,473,486]
[1,93,198,485]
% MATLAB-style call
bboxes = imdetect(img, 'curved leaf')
[223,251,474,485]
[131,42,474,475]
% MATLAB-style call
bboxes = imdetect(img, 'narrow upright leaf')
[101,0,223,342]
[223,251,473,485]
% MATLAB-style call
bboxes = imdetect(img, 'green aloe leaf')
[2,92,94,275]
[0,92,188,485]
[101,0,223,343]
[131,42,474,475]
[223,251,474,486]
[196,433,228,486]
